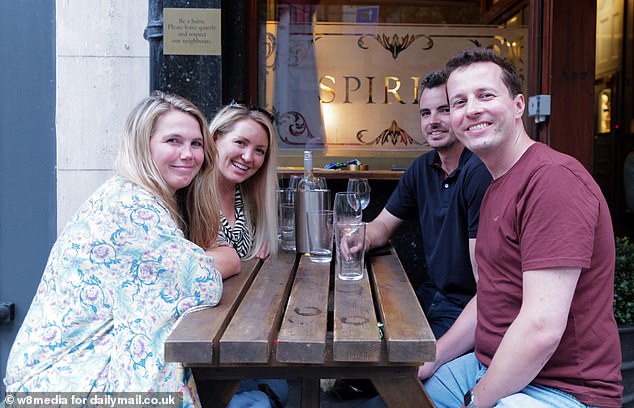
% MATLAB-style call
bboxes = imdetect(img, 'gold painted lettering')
[318,75,422,104]
[319,75,336,104]
[411,76,421,104]
[367,77,375,104]
[344,76,361,104]
[384,76,404,104]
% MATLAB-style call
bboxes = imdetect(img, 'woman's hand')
[255,243,270,260]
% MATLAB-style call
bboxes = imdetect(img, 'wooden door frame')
[529,0,596,170]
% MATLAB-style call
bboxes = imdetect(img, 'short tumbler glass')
[307,209,334,263]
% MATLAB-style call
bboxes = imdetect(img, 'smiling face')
[446,62,525,158]
[419,84,457,151]
[149,109,204,194]
[214,117,269,188]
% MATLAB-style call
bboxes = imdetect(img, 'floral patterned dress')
[3,176,222,407]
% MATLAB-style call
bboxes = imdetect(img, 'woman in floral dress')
[3,92,241,407]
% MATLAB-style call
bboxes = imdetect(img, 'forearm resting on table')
[365,209,402,250]
[418,296,477,379]
[471,267,580,408]
[205,245,241,279]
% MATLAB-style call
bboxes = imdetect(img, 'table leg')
[371,377,434,408]
[300,378,320,408]
[196,379,241,408]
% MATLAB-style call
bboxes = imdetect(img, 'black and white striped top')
[218,185,253,259]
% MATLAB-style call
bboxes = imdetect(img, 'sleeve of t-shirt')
[385,158,423,220]
[519,164,599,272]
[463,161,493,238]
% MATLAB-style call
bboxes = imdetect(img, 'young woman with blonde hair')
[209,102,279,260]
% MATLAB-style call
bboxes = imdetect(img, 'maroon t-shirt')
[475,143,623,407]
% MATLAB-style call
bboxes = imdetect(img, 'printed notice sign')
[163,8,221,56]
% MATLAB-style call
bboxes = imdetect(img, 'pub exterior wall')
[56,1,148,232]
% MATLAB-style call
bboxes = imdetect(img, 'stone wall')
[56,1,148,231]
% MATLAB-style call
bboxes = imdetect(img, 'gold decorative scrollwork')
[358,33,433,59]
[357,120,424,146]
[265,32,277,70]
[277,110,319,146]
[264,33,316,71]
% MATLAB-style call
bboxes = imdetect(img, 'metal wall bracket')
[528,94,551,124]
[0,302,15,323]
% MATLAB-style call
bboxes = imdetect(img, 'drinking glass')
[333,192,362,225]
[335,222,366,280]
[277,188,296,251]
[307,209,334,263]
[347,178,371,210]
[288,175,301,190]
[315,177,328,189]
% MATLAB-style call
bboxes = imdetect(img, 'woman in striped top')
[210,102,279,261]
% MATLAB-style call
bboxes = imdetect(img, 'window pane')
[259,1,528,168]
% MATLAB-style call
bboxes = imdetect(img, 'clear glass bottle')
[297,151,318,192]
[295,151,315,253]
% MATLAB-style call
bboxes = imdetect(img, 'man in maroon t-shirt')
[418,47,623,408]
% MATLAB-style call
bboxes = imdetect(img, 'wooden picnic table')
[165,247,436,407]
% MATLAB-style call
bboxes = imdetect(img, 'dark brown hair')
[445,47,522,97]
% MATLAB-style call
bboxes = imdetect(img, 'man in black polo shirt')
[365,70,491,339]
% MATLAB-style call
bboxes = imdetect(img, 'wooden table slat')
[276,255,331,363]
[167,247,436,408]
[371,249,436,362]
[333,265,381,362]
[164,258,261,363]
[219,251,296,363]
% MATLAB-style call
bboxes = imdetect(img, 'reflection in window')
[259,1,528,167]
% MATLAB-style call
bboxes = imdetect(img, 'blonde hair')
[209,103,279,259]
[115,91,220,248]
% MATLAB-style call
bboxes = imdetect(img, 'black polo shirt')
[385,148,491,307]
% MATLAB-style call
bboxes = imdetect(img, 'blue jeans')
[358,288,466,408]
[424,353,590,408]
[416,284,465,339]
[361,353,590,408]
[228,379,289,408]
